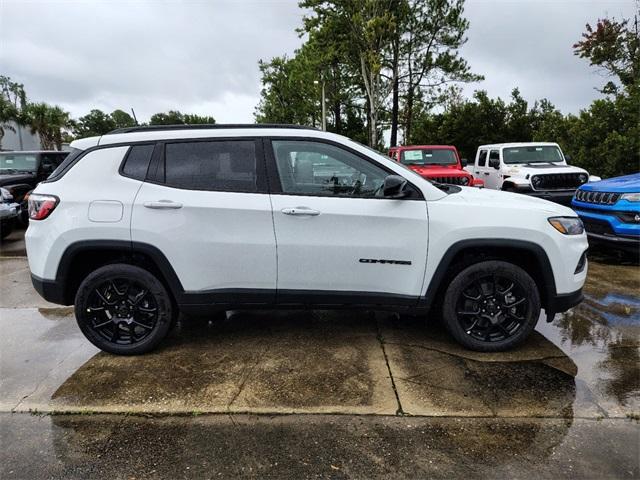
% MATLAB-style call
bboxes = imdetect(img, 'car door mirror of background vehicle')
[565,154,571,163]
[461,158,468,167]
[383,175,408,198]
[489,157,500,169]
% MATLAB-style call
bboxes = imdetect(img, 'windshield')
[0,153,39,173]
[503,146,564,164]
[401,149,457,166]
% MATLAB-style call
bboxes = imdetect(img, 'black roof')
[107,124,317,135]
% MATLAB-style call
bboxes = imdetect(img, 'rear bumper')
[31,274,68,305]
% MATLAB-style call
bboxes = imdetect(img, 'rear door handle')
[143,200,183,209]
[483,172,490,175]
[281,207,321,216]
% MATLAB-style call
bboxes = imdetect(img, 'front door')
[267,139,429,305]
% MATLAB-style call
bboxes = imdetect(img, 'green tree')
[73,109,116,138]
[0,76,28,149]
[25,102,71,150]
[110,109,136,129]
[149,110,215,125]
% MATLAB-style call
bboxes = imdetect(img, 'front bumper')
[545,288,584,321]
[515,187,575,205]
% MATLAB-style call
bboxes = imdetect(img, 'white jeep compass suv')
[26,125,588,355]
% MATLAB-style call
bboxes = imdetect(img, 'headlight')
[0,187,13,202]
[532,176,542,187]
[578,174,588,184]
[548,217,584,235]
[460,176,469,185]
[621,192,640,202]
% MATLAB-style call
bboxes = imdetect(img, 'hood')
[0,173,36,186]
[408,164,468,177]
[579,173,640,193]
[446,185,575,215]
[502,164,588,177]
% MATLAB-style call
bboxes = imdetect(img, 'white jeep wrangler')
[466,142,599,205]
[26,126,588,355]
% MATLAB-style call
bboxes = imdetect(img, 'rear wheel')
[74,264,173,355]
[442,260,540,351]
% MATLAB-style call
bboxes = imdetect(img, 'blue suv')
[572,173,640,251]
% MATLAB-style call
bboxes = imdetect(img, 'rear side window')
[489,150,500,161]
[122,144,154,180]
[164,140,257,192]
[477,150,487,167]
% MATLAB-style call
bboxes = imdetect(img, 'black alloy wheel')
[75,264,173,355]
[442,260,540,351]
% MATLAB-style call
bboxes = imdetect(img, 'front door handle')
[483,172,490,175]
[143,200,183,209]
[281,207,321,216]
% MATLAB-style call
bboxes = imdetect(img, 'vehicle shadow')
[50,309,578,419]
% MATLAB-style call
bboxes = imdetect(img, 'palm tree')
[25,102,71,150]
[0,96,18,149]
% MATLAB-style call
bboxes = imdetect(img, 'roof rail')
[106,124,318,135]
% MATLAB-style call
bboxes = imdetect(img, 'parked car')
[388,145,482,187]
[571,173,640,252]
[26,125,587,355]
[465,142,599,205]
[0,150,70,223]
[0,187,21,240]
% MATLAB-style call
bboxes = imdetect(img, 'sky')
[0,0,636,124]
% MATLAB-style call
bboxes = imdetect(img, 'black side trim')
[420,238,558,311]
[277,289,418,307]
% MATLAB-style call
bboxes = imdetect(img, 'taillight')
[28,194,59,220]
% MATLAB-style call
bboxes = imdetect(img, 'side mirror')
[488,157,500,169]
[383,175,408,198]
[460,158,468,167]
[565,154,571,163]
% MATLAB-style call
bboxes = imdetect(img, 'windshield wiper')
[0,168,17,173]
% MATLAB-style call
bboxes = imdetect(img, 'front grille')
[574,189,620,205]
[430,176,468,186]
[531,173,583,191]
[582,217,614,236]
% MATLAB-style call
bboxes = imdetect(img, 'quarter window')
[272,140,388,197]
[164,141,258,192]
[122,144,154,180]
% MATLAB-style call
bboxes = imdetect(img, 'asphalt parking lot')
[1,227,638,479]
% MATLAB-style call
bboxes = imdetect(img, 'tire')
[441,260,540,352]
[74,264,174,355]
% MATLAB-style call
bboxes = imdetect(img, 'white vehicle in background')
[465,142,599,205]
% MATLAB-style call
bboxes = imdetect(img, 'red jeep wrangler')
[388,145,483,187]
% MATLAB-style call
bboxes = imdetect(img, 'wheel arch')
[421,239,557,313]
[56,240,184,305]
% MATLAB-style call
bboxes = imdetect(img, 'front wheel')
[75,264,173,355]
[442,260,540,351]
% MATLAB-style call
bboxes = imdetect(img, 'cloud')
[0,0,636,123]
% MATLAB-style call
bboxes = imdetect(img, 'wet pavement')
[1,231,639,478]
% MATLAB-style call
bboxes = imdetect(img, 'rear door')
[266,139,429,305]
[131,138,276,303]
[485,149,503,189]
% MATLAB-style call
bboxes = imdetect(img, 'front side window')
[401,149,457,166]
[164,140,257,192]
[503,145,564,164]
[272,140,388,197]
[478,150,487,167]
